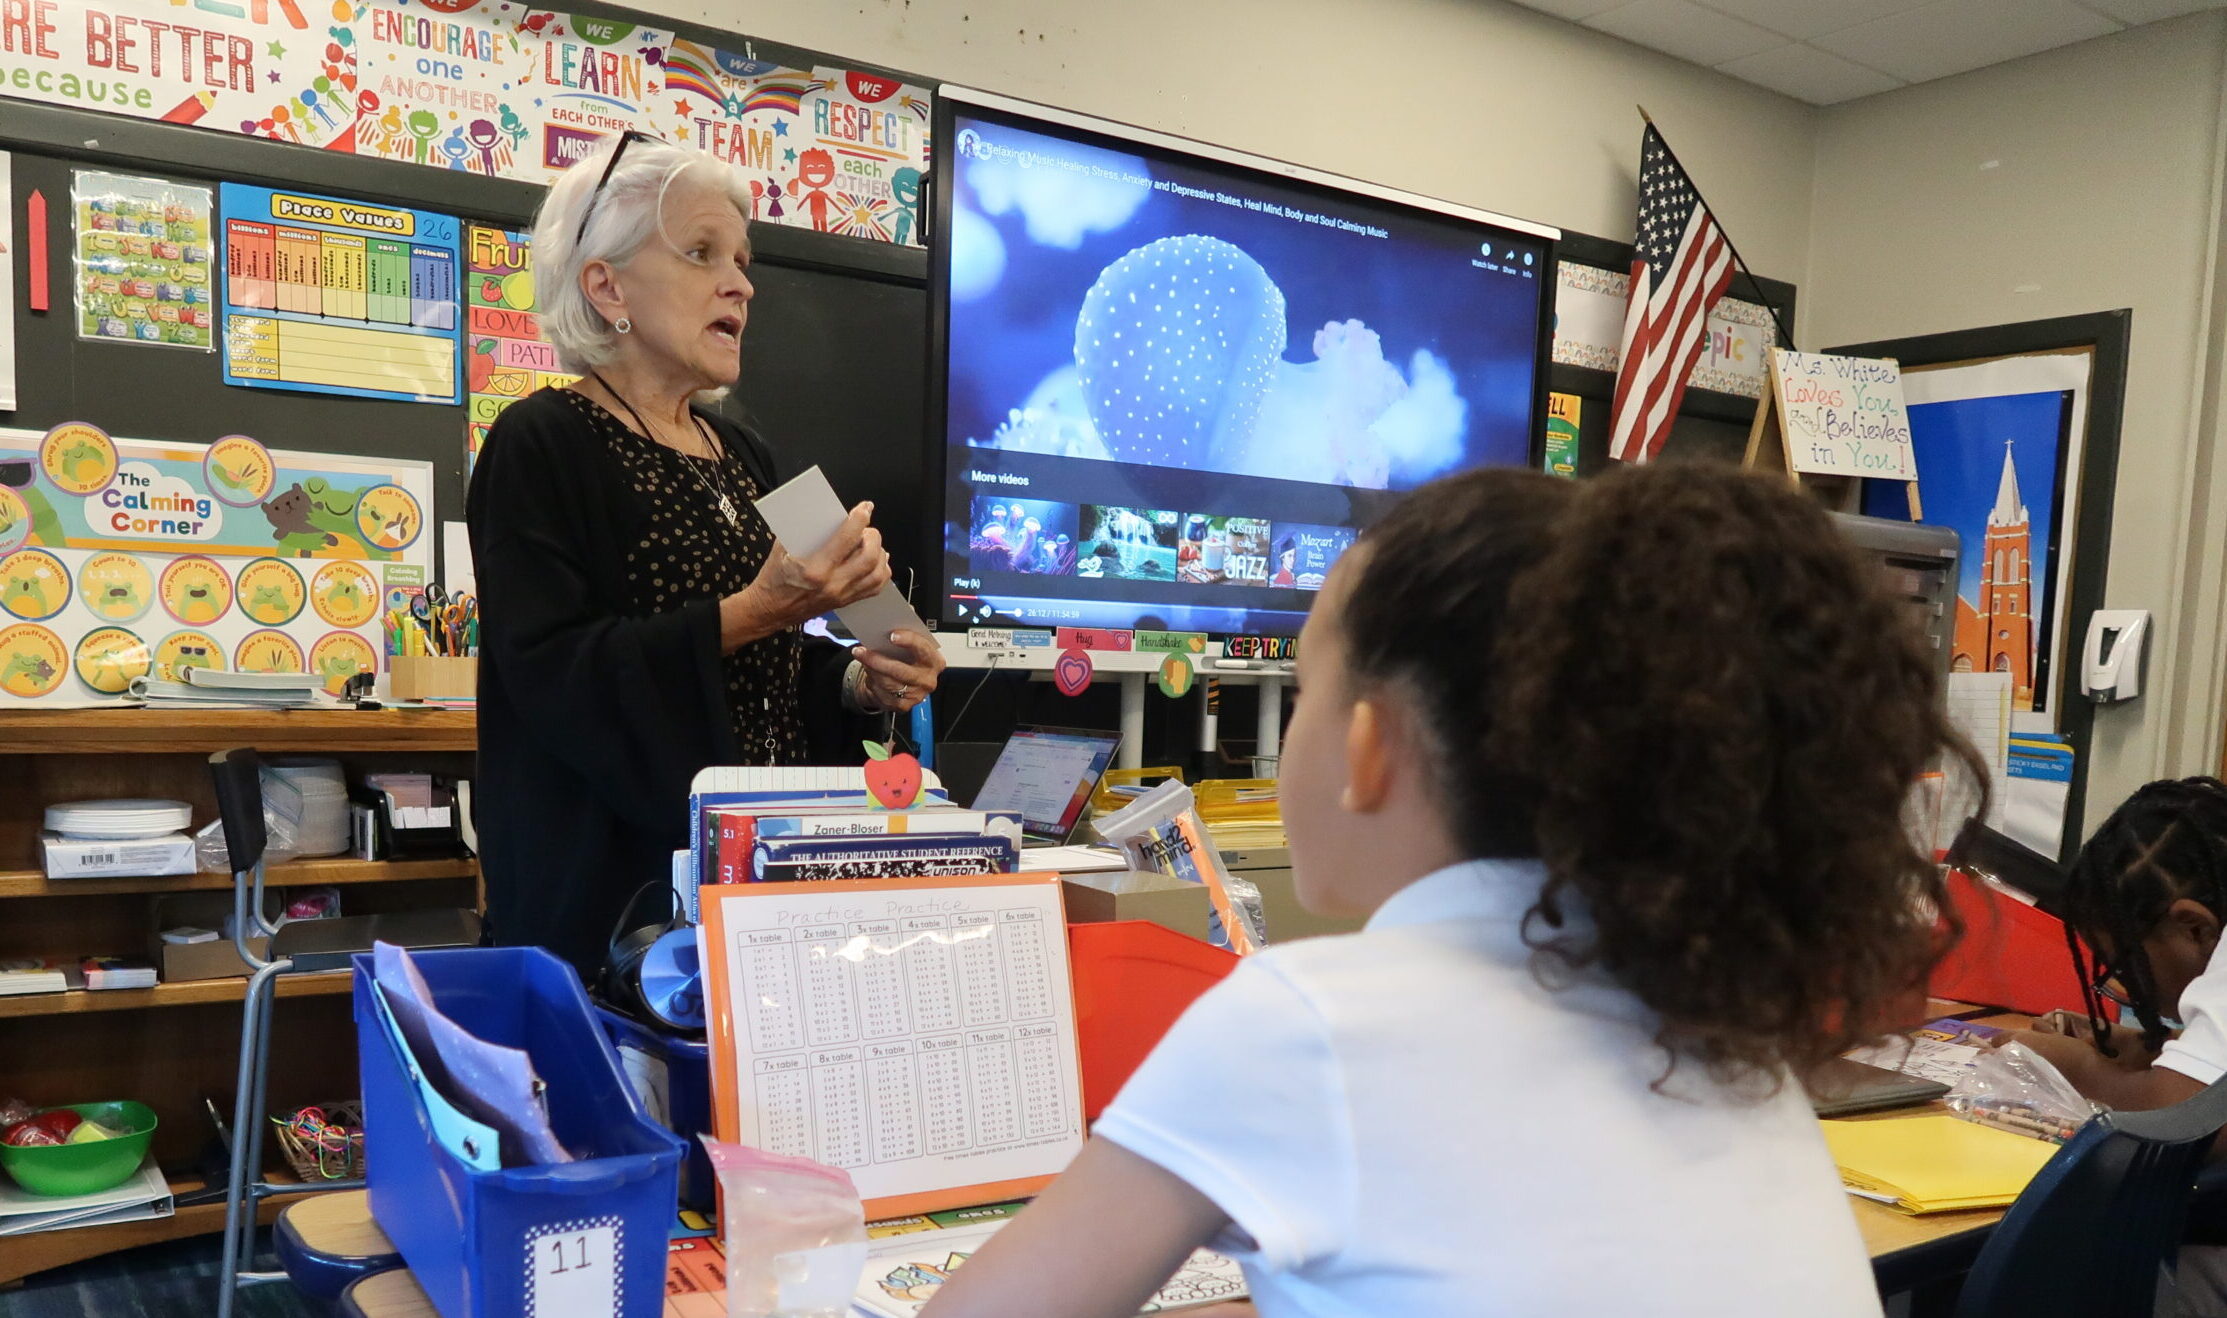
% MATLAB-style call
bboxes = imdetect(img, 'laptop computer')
[967,725,1124,846]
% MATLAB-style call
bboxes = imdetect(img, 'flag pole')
[1635,106,1797,352]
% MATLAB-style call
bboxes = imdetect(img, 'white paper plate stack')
[266,759,350,859]
[44,800,195,841]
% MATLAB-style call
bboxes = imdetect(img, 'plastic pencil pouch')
[703,1137,866,1318]
[1093,779,1267,954]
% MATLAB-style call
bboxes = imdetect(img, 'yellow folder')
[1821,1115,2061,1215]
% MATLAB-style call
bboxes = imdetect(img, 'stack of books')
[80,958,158,991]
[0,959,77,997]
[1195,779,1286,851]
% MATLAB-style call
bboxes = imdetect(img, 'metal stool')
[211,748,480,1318]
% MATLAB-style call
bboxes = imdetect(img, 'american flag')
[1609,125,1735,464]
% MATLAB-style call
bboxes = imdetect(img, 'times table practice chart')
[702,874,1086,1218]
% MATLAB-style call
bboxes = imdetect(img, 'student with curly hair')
[919,462,1975,1318]
[2010,778,2227,1114]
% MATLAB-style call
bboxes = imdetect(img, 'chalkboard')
[3,142,934,597]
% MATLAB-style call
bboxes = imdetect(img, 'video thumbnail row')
[966,498,1357,592]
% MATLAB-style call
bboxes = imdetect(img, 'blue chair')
[1953,1072,2227,1318]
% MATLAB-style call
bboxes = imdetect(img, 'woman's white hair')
[533,133,754,383]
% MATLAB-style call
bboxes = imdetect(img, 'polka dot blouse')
[553,388,804,766]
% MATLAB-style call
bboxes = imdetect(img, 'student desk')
[1847,1009,2033,1307]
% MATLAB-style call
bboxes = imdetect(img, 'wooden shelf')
[0,856,478,899]
[0,1172,316,1286]
[0,707,476,755]
[0,970,353,1019]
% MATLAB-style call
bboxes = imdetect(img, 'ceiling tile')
[1501,0,1630,20]
[1693,0,1933,39]
[2073,0,2225,21]
[1714,43,1907,103]
[1809,0,2123,83]
[1585,0,1788,64]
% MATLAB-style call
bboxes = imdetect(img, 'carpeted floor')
[0,1231,320,1318]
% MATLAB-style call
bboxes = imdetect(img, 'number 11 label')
[524,1217,622,1318]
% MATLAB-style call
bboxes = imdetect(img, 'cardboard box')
[150,891,276,982]
[390,655,477,701]
[42,831,196,880]
[1060,871,1211,942]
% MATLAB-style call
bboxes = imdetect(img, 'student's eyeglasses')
[573,129,662,250]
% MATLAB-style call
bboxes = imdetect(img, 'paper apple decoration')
[862,740,923,810]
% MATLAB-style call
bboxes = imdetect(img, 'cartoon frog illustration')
[2,652,57,695]
[176,580,223,624]
[316,651,366,687]
[247,583,293,621]
[2,564,57,617]
[81,559,146,619]
[53,435,107,486]
[263,484,340,556]
[321,573,367,619]
[81,641,140,691]
[166,642,216,679]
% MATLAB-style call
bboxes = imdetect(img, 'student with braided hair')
[2011,777,2227,1112]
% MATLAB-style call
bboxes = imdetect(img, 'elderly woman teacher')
[467,132,945,975]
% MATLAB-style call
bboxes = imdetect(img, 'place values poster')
[465,224,571,472]
[72,171,215,350]
[219,182,462,404]
[0,423,431,707]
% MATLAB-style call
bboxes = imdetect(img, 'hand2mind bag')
[1093,780,1267,955]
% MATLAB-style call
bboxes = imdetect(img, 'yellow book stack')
[1821,1115,2062,1215]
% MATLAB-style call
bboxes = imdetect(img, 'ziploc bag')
[703,1137,866,1318]
[1094,780,1267,954]
[1946,1039,2103,1144]
[371,941,573,1166]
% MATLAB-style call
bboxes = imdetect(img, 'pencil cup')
[389,656,477,701]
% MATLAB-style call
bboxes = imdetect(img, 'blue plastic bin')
[354,948,685,1318]
[591,1006,713,1213]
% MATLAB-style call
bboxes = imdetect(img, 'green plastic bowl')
[0,1101,157,1197]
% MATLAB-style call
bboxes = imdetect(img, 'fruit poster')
[0,423,431,706]
[72,171,215,350]
[659,41,931,245]
[219,182,462,404]
[465,225,571,472]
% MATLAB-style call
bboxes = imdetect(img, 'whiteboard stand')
[936,635,1292,772]
[1743,350,1923,521]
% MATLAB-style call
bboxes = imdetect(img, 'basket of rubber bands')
[273,1101,366,1181]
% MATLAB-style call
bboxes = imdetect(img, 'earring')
[613,316,632,334]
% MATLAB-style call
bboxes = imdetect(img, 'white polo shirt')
[1093,859,1884,1318]
[2158,938,2227,1084]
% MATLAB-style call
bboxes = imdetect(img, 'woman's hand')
[856,629,946,714]
[722,502,891,651]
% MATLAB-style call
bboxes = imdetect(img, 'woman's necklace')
[588,371,742,530]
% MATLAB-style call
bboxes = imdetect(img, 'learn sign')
[1768,349,1917,482]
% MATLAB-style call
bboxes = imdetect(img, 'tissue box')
[42,831,196,880]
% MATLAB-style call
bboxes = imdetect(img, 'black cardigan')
[465,389,863,976]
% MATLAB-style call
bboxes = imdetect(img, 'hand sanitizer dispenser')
[2081,609,2150,703]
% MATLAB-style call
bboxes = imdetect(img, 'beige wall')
[650,0,1819,274]
[651,0,2227,821]
[1807,14,2227,822]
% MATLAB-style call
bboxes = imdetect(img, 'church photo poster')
[1866,387,2074,719]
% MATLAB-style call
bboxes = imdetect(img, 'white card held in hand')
[756,466,933,659]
